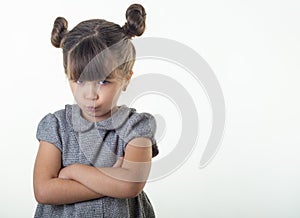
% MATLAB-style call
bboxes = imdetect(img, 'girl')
[33,4,158,218]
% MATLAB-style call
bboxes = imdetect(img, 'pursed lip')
[86,106,98,112]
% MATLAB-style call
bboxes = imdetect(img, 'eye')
[76,80,85,85]
[98,80,110,85]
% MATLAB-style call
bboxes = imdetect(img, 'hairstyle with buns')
[51,4,146,81]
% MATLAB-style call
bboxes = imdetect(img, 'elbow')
[34,186,49,204]
[34,181,53,204]
[125,182,146,198]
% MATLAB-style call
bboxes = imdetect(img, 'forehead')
[73,70,124,82]
[105,70,125,80]
[68,58,125,80]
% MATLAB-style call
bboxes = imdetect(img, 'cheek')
[70,85,84,100]
[69,83,77,95]
[111,89,122,102]
[101,87,121,101]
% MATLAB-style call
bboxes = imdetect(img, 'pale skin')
[33,71,153,205]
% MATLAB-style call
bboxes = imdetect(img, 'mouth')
[86,106,97,113]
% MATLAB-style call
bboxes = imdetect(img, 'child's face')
[69,74,127,122]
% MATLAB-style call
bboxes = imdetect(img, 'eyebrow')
[105,73,120,80]
[105,75,114,79]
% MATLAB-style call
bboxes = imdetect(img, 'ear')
[127,71,133,80]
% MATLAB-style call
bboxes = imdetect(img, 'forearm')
[67,164,149,198]
[34,177,104,205]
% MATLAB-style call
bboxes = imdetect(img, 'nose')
[84,82,99,100]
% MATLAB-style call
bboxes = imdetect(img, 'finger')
[113,157,124,167]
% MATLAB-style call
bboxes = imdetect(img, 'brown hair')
[51,4,146,81]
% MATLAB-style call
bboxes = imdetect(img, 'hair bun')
[51,17,68,48]
[123,4,146,38]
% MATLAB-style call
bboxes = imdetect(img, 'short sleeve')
[36,113,62,151]
[123,112,159,157]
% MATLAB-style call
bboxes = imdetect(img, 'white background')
[0,0,300,217]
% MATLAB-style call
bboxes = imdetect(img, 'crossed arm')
[33,137,152,205]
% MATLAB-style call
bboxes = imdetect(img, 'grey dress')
[34,104,158,218]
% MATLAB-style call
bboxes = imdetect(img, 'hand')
[58,165,73,179]
[113,157,124,168]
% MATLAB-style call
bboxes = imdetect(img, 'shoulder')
[126,111,156,132]
[36,105,70,151]
[116,106,159,157]
[117,105,156,132]
[53,104,72,123]
[36,104,74,135]
[117,106,156,144]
